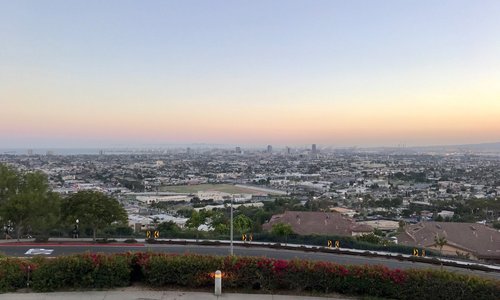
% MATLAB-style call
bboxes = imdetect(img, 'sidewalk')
[0,291,354,300]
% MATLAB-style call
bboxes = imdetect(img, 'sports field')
[160,184,276,195]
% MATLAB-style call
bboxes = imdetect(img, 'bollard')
[214,270,222,296]
[27,265,30,287]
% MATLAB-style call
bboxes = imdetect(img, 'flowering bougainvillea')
[0,253,498,299]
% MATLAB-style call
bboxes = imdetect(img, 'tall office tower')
[27,149,33,156]
[99,150,104,156]
[235,146,242,154]
[286,146,291,155]
[312,144,317,154]
[267,145,272,153]
[187,147,191,155]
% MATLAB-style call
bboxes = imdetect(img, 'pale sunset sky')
[1,1,499,148]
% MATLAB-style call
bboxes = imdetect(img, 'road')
[1,242,499,280]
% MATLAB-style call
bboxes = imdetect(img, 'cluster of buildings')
[1,145,499,261]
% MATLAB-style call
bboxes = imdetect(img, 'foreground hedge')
[0,253,498,299]
[0,258,35,292]
[31,254,132,291]
[139,254,499,300]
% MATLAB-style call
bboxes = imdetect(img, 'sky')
[1,0,500,148]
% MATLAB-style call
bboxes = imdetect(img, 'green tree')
[434,234,447,255]
[233,214,252,235]
[214,223,229,235]
[0,168,61,240]
[0,164,20,204]
[210,211,229,235]
[61,191,127,241]
[186,210,206,230]
[185,210,209,240]
[157,220,181,236]
[271,222,293,244]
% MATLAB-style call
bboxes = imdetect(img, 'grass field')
[159,184,265,194]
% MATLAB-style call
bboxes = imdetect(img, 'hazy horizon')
[2,1,499,148]
[1,140,500,153]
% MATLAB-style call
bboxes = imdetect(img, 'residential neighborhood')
[1,146,499,261]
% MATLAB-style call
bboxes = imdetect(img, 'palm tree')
[434,234,447,255]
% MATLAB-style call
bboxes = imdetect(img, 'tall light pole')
[230,195,234,255]
[76,219,79,238]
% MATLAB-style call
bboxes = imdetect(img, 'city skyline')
[1,1,500,148]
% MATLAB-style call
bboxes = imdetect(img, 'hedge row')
[0,253,498,300]
[252,232,442,257]
[31,254,132,291]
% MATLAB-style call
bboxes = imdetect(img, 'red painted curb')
[0,243,145,247]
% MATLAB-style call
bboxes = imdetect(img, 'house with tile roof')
[262,211,373,237]
[397,221,500,262]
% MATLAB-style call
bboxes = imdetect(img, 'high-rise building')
[312,144,317,154]
[267,145,272,153]
[235,147,242,154]
[286,147,291,155]
[27,149,33,156]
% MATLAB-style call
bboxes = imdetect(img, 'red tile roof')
[397,222,500,258]
[262,211,372,236]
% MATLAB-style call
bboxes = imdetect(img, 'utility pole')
[230,195,234,255]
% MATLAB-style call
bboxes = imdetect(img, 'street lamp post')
[75,219,79,238]
[230,195,234,256]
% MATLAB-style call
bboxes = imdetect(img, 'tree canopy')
[185,210,207,230]
[271,222,293,244]
[0,165,61,240]
[61,190,127,240]
[434,234,448,254]
[233,214,252,234]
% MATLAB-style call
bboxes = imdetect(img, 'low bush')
[31,253,132,292]
[0,258,34,292]
[0,253,497,299]
[138,254,500,300]
[212,257,409,297]
[252,232,441,257]
[398,269,500,300]
[139,253,222,287]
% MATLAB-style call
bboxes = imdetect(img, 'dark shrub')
[141,254,221,287]
[0,258,33,292]
[0,252,497,300]
[31,253,132,292]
